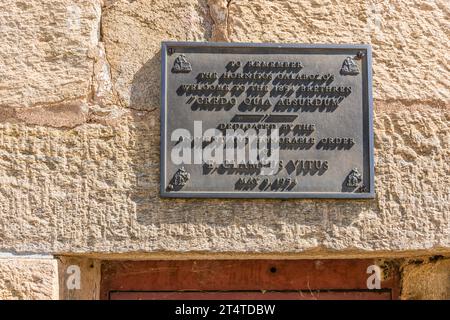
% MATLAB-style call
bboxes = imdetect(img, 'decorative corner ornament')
[356,184,368,193]
[340,56,359,75]
[167,166,190,191]
[346,168,362,188]
[171,54,192,73]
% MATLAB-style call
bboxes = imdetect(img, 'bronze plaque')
[160,42,374,198]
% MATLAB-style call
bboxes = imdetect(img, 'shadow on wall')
[130,50,161,111]
[126,48,377,237]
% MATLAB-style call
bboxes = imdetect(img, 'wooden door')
[100,259,399,300]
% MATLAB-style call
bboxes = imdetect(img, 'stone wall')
[0,256,58,299]
[0,0,448,299]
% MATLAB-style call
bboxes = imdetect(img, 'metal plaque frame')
[160,41,374,199]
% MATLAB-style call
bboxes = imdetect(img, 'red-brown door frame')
[100,259,400,300]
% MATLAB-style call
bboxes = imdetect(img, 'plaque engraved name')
[161,42,374,198]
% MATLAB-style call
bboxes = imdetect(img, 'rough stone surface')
[209,0,230,41]
[0,0,448,301]
[401,258,450,299]
[0,258,58,299]
[101,0,212,110]
[0,0,448,258]
[0,0,101,109]
[0,104,447,254]
[226,0,450,102]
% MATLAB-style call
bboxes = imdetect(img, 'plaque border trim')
[160,41,375,199]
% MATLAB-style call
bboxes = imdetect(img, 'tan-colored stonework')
[0,0,449,299]
[0,0,101,109]
[0,104,447,254]
[226,0,450,102]
[0,258,58,299]
[101,0,212,111]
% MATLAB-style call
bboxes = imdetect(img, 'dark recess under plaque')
[160,42,374,199]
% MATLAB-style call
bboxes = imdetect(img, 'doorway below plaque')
[100,259,400,300]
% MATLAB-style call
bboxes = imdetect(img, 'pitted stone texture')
[225,0,450,102]
[208,0,230,41]
[101,0,212,111]
[0,0,101,108]
[401,258,450,300]
[0,258,58,300]
[0,104,448,254]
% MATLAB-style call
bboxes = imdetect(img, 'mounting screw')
[355,51,365,59]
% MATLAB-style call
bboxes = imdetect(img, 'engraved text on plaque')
[160,42,374,198]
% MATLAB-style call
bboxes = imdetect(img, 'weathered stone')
[0,257,58,299]
[401,258,450,299]
[0,0,102,108]
[208,0,230,41]
[225,0,450,102]
[100,0,449,110]
[14,103,88,128]
[101,0,212,110]
[92,43,115,107]
[0,104,447,254]
[0,2,448,303]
